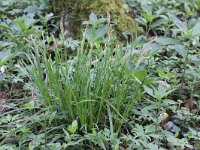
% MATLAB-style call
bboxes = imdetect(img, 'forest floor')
[0,0,200,149]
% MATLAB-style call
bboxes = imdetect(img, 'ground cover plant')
[0,0,200,149]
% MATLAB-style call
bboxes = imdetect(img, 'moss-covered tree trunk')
[50,0,139,38]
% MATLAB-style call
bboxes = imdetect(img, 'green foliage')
[1,0,200,149]
[23,30,146,133]
[0,0,54,86]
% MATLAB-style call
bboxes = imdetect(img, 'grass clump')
[24,36,146,134]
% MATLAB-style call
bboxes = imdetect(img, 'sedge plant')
[23,29,147,135]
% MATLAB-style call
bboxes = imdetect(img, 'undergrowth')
[0,0,200,150]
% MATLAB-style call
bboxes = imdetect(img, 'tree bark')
[50,0,139,39]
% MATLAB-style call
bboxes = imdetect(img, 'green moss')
[91,0,138,33]
[51,0,140,37]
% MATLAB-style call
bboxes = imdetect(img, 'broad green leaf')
[141,3,152,15]
[23,5,39,13]
[192,21,200,35]
[0,41,10,48]
[150,18,167,28]
[94,27,107,40]
[23,100,35,111]
[155,37,181,45]
[23,14,37,28]
[68,120,78,134]
[0,51,15,66]
[174,45,187,59]
[169,14,188,34]
[0,51,12,61]
[158,88,176,100]
[134,70,148,82]
[89,13,97,25]
[163,99,177,105]
[143,86,154,98]
[156,68,165,76]
[157,83,168,95]
[13,20,27,31]
[141,13,155,22]
[0,23,12,31]
[26,29,37,34]
[96,18,107,25]
[156,68,174,78]
[147,143,159,150]
[0,145,17,150]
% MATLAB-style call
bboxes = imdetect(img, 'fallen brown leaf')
[0,91,8,112]
[0,92,8,101]
[183,98,197,111]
